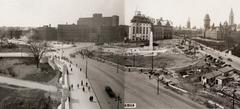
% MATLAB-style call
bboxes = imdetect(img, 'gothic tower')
[187,17,191,29]
[204,14,211,30]
[229,8,234,25]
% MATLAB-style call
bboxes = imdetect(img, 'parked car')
[105,86,116,98]
[227,58,233,62]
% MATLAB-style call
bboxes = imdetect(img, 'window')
[143,27,145,34]
[136,27,139,34]
[133,27,135,34]
[140,27,142,34]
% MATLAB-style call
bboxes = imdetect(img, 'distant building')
[128,11,172,42]
[58,13,127,42]
[77,13,119,27]
[228,8,237,31]
[128,11,152,42]
[229,8,234,26]
[153,19,173,40]
[204,14,211,30]
[36,24,57,41]
[57,24,92,42]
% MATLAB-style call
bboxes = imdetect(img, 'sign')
[124,103,136,108]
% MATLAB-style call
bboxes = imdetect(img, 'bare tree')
[28,41,47,68]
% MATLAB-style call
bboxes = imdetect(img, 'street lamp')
[157,75,160,95]
[115,95,122,109]
[117,55,119,73]
[85,51,88,79]
[232,89,237,109]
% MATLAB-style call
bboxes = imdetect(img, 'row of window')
[131,35,149,41]
[132,26,150,34]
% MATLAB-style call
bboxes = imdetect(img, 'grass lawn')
[0,44,31,52]
[0,57,58,83]
[0,84,60,109]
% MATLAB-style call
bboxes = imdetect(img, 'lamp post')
[117,55,119,73]
[115,95,122,109]
[233,89,237,109]
[85,53,88,79]
[157,75,160,95]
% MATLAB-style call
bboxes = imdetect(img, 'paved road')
[0,76,57,92]
[62,45,207,109]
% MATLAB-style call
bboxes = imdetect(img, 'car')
[227,58,233,62]
[105,86,116,98]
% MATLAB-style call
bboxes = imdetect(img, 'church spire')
[229,8,234,25]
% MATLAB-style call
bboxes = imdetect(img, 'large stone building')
[30,24,57,41]
[57,24,92,42]
[128,11,152,42]
[204,9,240,40]
[128,11,173,42]
[58,13,127,42]
[153,19,173,40]
[77,13,119,27]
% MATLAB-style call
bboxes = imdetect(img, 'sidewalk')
[58,58,101,109]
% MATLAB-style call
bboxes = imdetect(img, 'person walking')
[68,96,71,102]
[86,82,88,87]
[77,84,79,88]
[81,80,83,86]
[83,87,85,92]
[88,86,90,91]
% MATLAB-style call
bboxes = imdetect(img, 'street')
[62,45,207,109]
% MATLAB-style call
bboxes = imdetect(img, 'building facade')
[77,13,119,27]
[128,11,173,42]
[128,11,152,42]
[153,19,173,40]
[57,13,127,42]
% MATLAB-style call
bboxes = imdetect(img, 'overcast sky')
[1,0,240,28]
[125,0,240,28]
[0,0,124,27]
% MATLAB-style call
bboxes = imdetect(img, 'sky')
[0,0,124,27]
[125,0,240,28]
[0,0,240,28]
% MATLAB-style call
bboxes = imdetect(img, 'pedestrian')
[69,86,71,91]
[77,84,79,88]
[71,84,73,89]
[81,80,83,86]
[89,96,93,102]
[80,68,81,71]
[67,70,69,75]
[88,86,90,91]
[83,87,85,92]
[86,82,88,86]
[68,96,71,102]
[71,68,72,71]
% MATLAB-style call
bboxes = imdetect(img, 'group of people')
[66,59,94,103]
[68,80,91,92]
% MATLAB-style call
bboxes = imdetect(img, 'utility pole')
[115,95,122,109]
[117,55,119,73]
[233,90,237,109]
[86,56,88,78]
[133,54,135,67]
[151,52,154,72]
[157,76,160,94]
